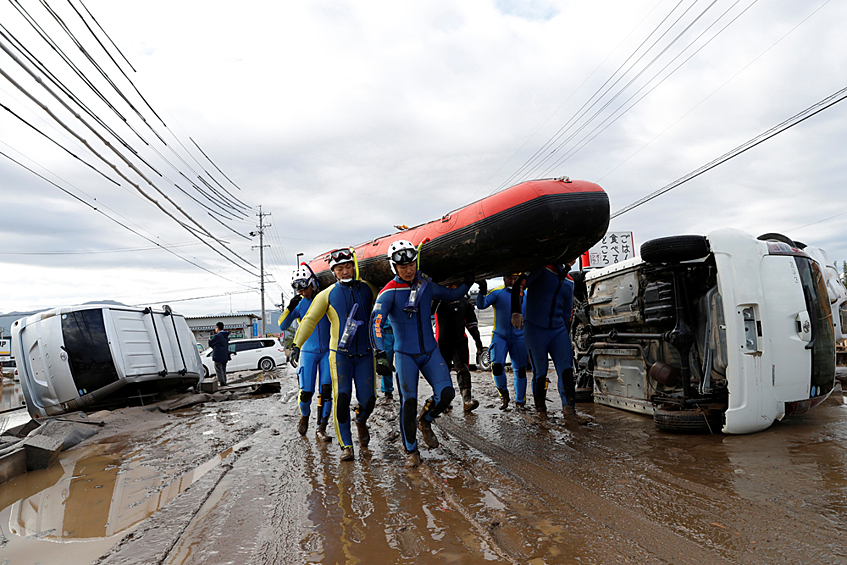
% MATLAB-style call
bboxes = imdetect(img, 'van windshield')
[62,310,120,396]
[795,257,836,395]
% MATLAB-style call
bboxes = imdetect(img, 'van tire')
[757,233,796,247]
[203,366,209,378]
[477,347,491,371]
[259,357,275,371]
[653,408,722,434]
[641,235,710,263]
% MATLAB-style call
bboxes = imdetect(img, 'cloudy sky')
[1,0,846,323]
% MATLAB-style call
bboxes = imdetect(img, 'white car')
[201,337,286,377]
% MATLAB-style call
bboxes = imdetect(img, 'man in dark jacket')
[208,322,230,386]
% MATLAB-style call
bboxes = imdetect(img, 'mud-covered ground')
[2,366,847,564]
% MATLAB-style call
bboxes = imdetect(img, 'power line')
[611,85,847,219]
[0,147,252,287]
[494,0,695,193]
[538,0,758,177]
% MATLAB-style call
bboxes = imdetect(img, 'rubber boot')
[315,384,332,440]
[497,387,510,410]
[340,447,355,461]
[356,419,370,448]
[405,450,422,468]
[297,415,308,435]
[315,417,332,443]
[416,408,439,448]
[563,368,576,408]
[457,367,479,412]
[533,378,548,416]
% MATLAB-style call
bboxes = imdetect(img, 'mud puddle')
[0,432,245,564]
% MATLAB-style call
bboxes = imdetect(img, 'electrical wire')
[611,85,847,219]
[538,0,757,176]
[0,147,252,287]
[500,0,718,190]
[493,0,694,193]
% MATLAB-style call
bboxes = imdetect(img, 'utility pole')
[251,206,271,336]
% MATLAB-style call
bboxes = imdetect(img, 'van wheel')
[653,408,722,434]
[203,366,209,378]
[259,357,275,371]
[757,232,797,247]
[641,235,710,263]
[477,347,492,371]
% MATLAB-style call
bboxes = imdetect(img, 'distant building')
[186,314,261,344]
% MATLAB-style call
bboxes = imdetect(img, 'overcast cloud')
[1,0,846,323]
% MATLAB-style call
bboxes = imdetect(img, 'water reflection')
[1,377,24,412]
[0,438,236,564]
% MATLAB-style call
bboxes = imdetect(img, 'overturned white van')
[11,304,202,418]
[573,228,837,434]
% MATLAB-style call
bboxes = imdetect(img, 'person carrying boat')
[370,239,474,467]
[476,274,528,410]
[432,291,482,412]
[510,261,578,417]
[279,264,333,442]
[291,248,378,462]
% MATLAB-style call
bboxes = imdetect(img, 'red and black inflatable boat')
[307,178,610,289]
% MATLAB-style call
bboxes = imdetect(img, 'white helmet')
[291,264,317,291]
[328,247,355,270]
[387,240,417,275]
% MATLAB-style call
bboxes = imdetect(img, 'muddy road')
[2,366,847,564]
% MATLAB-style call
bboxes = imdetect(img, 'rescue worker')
[370,240,474,467]
[278,264,332,442]
[476,274,528,410]
[511,261,577,417]
[292,248,378,462]
[432,292,482,412]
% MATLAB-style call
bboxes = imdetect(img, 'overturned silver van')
[11,304,202,418]
[573,228,837,434]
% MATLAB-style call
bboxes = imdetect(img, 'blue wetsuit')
[279,296,332,422]
[477,285,528,403]
[370,274,468,453]
[294,279,378,450]
[512,265,575,407]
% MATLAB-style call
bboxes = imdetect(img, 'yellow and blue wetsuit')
[477,284,528,403]
[278,297,331,424]
[512,265,576,408]
[370,274,469,454]
[294,279,378,450]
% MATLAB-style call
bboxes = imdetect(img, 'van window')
[235,341,260,352]
[260,340,275,348]
[61,310,120,396]
[795,257,836,394]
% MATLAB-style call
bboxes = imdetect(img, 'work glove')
[289,345,300,368]
[511,312,523,330]
[375,350,394,377]
[477,279,487,296]
[286,294,302,312]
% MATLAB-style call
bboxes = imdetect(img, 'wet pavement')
[2,366,847,564]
